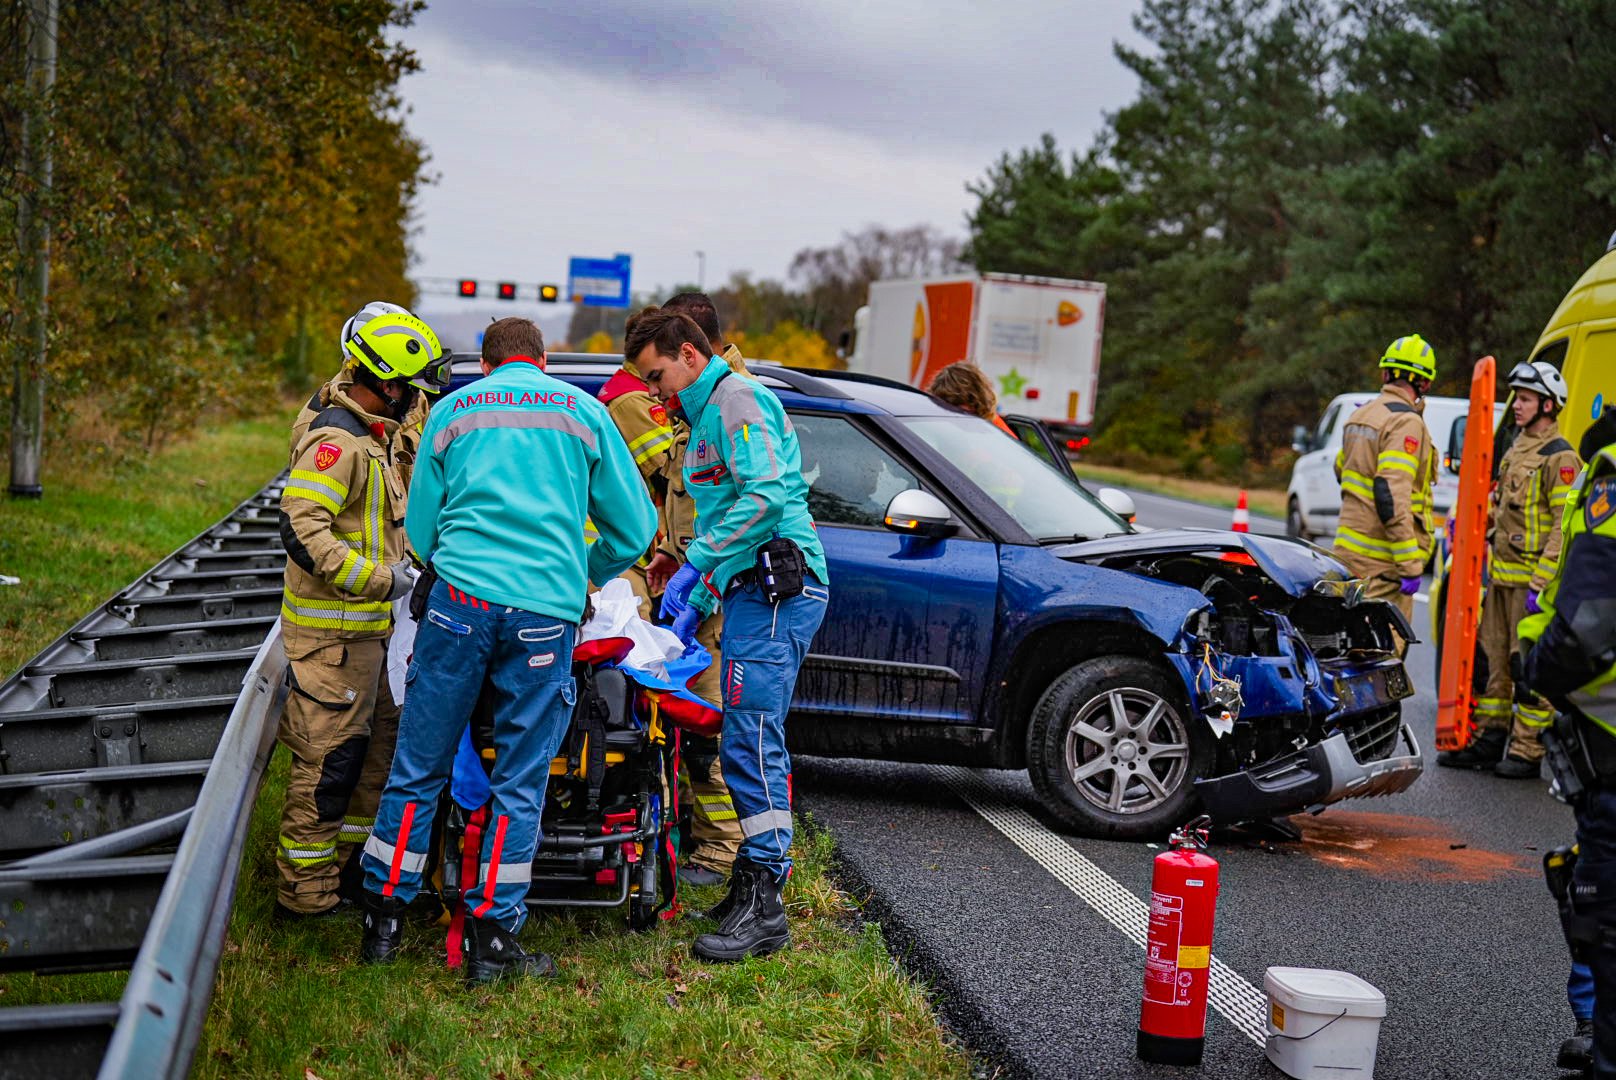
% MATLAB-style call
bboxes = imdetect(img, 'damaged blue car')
[478,356,1424,840]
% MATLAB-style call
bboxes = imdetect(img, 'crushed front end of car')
[1060,530,1422,823]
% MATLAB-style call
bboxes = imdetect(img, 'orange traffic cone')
[1231,490,1250,533]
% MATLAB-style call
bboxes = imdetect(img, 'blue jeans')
[361,579,576,930]
[1572,961,1595,1022]
[718,575,828,882]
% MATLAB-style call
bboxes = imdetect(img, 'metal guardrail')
[0,476,290,1080]
[98,628,286,1079]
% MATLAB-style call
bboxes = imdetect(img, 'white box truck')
[849,272,1107,435]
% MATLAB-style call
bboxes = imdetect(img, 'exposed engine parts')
[1197,643,1244,735]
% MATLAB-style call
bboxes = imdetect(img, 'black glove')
[409,564,439,621]
[1510,652,1542,706]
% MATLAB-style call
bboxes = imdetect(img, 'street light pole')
[9,0,56,498]
[695,250,705,291]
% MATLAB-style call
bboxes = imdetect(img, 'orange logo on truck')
[909,301,927,383]
[1056,300,1082,327]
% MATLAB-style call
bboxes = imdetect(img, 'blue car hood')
[1051,529,1351,599]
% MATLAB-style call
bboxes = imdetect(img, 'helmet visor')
[1506,361,1542,392]
[408,353,453,394]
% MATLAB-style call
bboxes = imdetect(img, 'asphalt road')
[797,489,1575,1080]
[1113,486,1286,536]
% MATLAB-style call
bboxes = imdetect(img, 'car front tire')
[1026,656,1213,840]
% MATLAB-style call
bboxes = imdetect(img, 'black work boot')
[1558,1016,1593,1072]
[1494,754,1541,780]
[1436,728,1507,770]
[692,857,789,962]
[274,897,351,922]
[336,848,366,904]
[462,916,556,985]
[701,869,742,923]
[679,863,726,888]
[359,891,407,964]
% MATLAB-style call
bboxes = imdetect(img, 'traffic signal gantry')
[423,278,561,302]
[420,254,632,306]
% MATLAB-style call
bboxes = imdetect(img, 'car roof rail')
[744,361,852,400]
[807,367,928,396]
[452,351,865,402]
[540,353,855,401]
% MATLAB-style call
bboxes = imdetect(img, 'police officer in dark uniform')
[1520,406,1616,1079]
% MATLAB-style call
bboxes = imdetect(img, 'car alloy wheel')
[1063,687,1191,816]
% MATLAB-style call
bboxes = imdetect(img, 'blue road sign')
[567,254,632,308]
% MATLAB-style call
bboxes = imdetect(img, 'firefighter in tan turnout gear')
[596,292,746,886]
[1333,333,1440,625]
[274,304,448,916]
[1440,360,1581,777]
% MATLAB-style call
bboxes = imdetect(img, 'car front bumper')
[1193,721,1423,822]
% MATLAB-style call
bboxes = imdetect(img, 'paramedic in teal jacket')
[358,318,654,984]
[623,307,829,963]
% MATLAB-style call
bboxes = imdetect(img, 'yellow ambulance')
[1430,242,1616,648]
[1526,243,1616,448]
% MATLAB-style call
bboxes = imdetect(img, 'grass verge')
[1075,461,1289,520]
[0,408,296,680]
[198,748,969,1079]
[0,408,968,1076]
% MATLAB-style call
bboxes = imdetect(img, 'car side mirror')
[1097,487,1136,525]
[1291,424,1311,454]
[883,489,957,539]
[1446,417,1466,475]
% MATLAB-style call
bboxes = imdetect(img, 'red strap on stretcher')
[445,805,488,969]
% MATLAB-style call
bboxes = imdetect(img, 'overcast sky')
[400,1,1145,339]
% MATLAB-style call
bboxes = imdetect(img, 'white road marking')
[933,766,1269,1047]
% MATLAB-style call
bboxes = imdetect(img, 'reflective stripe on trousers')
[716,578,828,881]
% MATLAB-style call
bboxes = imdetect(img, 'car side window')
[792,413,921,528]
[1316,403,1341,449]
[1009,419,1057,468]
[1531,338,1569,370]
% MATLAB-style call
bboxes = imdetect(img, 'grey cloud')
[415,0,1142,153]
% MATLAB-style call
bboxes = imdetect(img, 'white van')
[1286,394,1500,542]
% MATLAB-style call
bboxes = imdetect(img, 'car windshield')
[900,415,1130,542]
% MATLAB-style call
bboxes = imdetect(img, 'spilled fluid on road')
[1292,810,1534,883]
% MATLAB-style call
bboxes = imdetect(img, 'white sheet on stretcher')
[386,577,690,704]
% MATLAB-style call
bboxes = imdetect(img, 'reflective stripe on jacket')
[1332,386,1437,578]
[1489,426,1580,591]
[279,377,405,651]
[676,355,826,616]
[1520,443,1616,735]
[407,357,655,621]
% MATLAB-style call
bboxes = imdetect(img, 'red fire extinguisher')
[1137,815,1219,1066]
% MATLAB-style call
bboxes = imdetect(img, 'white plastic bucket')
[1264,967,1387,1079]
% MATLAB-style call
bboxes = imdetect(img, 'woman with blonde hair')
[927,362,1017,438]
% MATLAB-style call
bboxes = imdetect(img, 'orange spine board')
[1435,356,1497,751]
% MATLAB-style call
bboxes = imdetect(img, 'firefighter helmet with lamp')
[1507,359,1570,410]
[342,309,450,394]
[1378,333,1437,383]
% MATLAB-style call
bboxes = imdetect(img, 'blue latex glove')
[659,563,700,620]
[1399,576,1422,596]
[671,607,700,647]
[1525,590,1542,615]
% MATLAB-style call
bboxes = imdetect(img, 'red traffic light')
[458,279,478,298]
[497,282,517,301]
[538,283,560,303]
